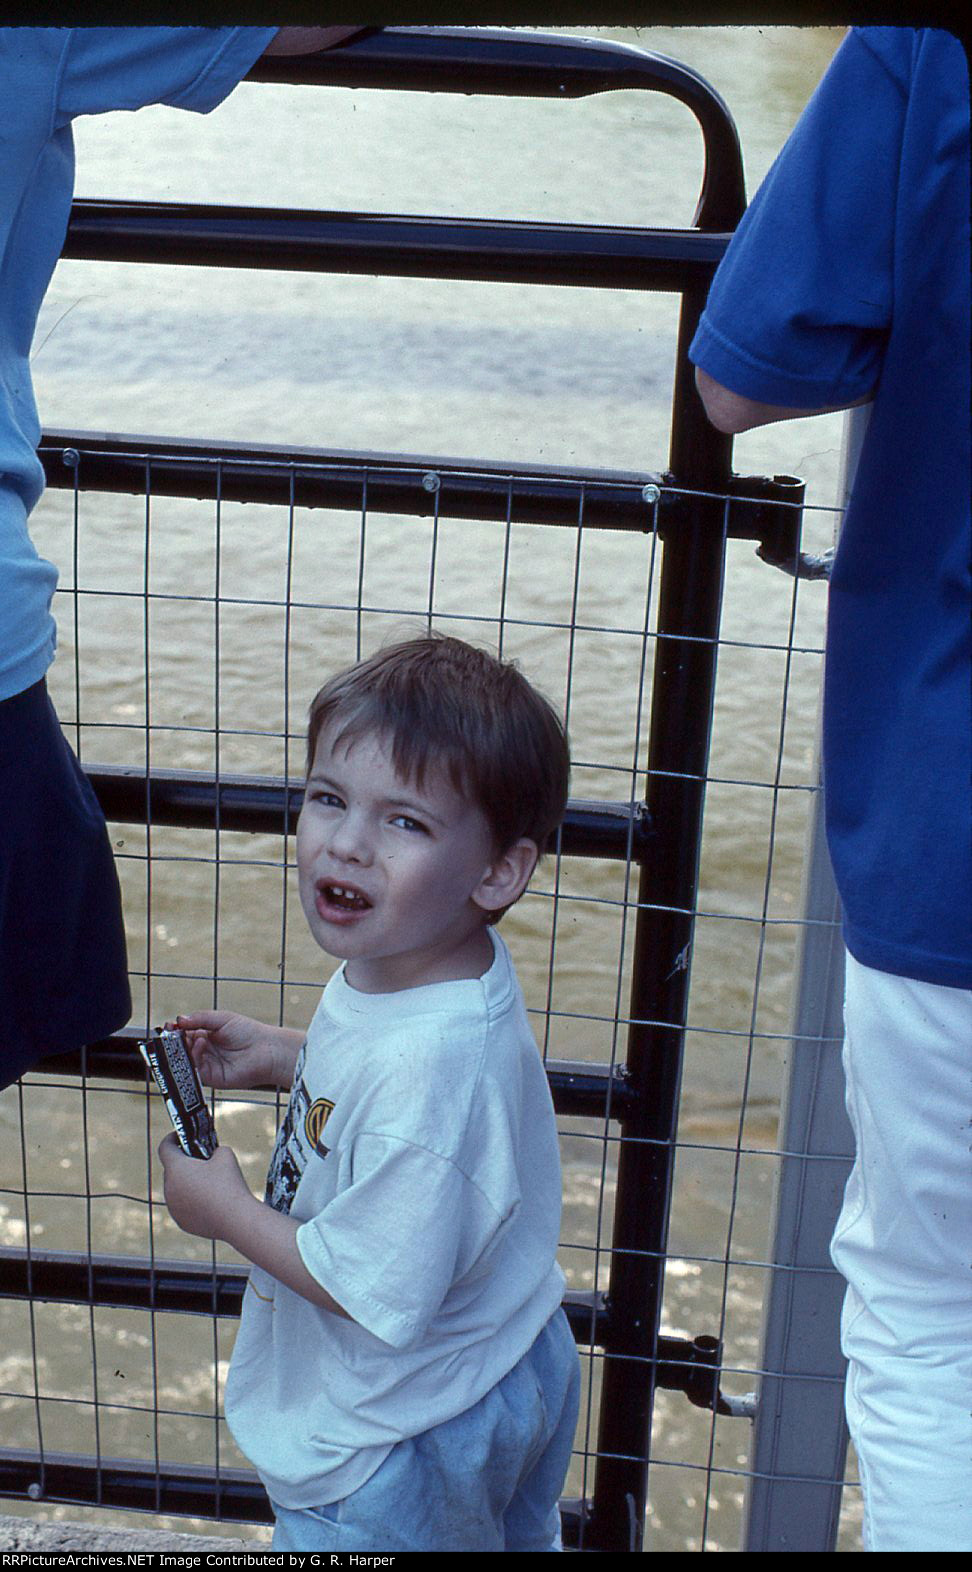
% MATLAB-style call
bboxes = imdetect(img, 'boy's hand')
[157,1136,352,1319]
[158,1134,254,1242]
[170,1011,301,1091]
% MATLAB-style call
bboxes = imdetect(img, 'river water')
[0,24,861,1552]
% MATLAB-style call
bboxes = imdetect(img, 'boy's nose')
[327,810,372,866]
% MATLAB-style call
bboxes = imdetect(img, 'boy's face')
[297,724,520,993]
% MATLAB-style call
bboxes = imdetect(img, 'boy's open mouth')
[320,882,372,912]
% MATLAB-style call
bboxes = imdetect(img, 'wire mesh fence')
[0,442,861,1550]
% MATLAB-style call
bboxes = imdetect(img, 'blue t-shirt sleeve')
[54,27,278,124]
[690,29,908,408]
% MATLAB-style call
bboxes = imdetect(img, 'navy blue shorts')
[0,679,131,1089]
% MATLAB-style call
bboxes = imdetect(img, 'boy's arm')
[158,1136,352,1318]
[175,1011,305,1091]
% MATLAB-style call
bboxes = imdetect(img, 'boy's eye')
[307,788,343,808]
[391,814,428,834]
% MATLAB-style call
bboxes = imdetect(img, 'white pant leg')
[830,953,972,1552]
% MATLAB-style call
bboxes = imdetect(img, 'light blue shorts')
[271,1309,580,1553]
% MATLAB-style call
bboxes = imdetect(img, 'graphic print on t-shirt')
[264,1053,335,1214]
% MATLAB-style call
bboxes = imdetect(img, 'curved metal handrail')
[249,26,746,232]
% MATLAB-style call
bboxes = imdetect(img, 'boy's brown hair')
[306,634,570,861]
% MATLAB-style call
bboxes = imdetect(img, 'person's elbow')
[694,366,874,433]
[694,367,765,434]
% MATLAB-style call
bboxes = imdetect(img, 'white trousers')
[830,953,972,1552]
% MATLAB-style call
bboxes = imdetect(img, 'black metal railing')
[0,27,807,1552]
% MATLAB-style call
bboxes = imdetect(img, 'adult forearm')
[694,366,873,434]
[263,27,368,57]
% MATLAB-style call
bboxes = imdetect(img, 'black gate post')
[588,288,735,1551]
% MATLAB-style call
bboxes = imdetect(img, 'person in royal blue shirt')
[690,27,970,1552]
[0,27,365,1093]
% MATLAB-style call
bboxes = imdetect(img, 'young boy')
[158,634,580,1553]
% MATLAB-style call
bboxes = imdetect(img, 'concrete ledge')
[0,1512,271,1553]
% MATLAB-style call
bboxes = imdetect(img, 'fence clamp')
[725,472,834,579]
[757,542,834,580]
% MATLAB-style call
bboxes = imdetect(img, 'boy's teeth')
[326,884,369,909]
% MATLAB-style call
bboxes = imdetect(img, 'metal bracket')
[757,541,833,580]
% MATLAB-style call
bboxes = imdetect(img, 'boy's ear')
[472,838,539,917]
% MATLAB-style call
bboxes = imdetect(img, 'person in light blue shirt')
[690,27,970,1553]
[0,26,363,1089]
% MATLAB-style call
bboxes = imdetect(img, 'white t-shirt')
[224,928,567,1509]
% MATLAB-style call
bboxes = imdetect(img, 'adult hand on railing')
[171,1011,303,1092]
[261,27,372,57]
